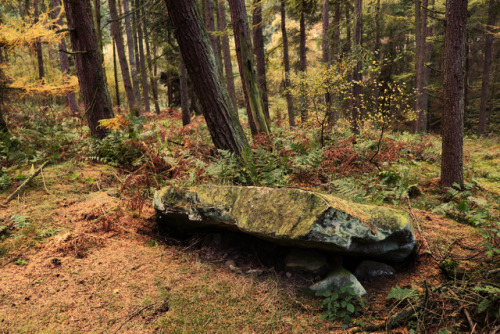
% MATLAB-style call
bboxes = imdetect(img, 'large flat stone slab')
[153,185,416,261]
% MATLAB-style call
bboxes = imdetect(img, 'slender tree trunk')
[33,0,45,81]
[165,0,249,156]
[179,56,190,126]
[136,0,150,112]
[281,0,294,127]
[332,0,340,60]
[167,30,174,107]
[351,0,362,134]
[322,0,331,120]
[218,0,239,115]
[299,11,307,123]
[63,0,114,139]
[344,2,351,55]
[92,0,103,58]
[441,0,468,189]
[0,50,8,134]
[113,39,120,106]
[143,9,161,114]
[109,0,138,115]
[122,0,142,105]
[421,0,434,132]
[415,0,428,132]
[204,0,224,72]
[478,0,497,136]
[52,0,79,116]
[374,0,381,117]
[253,0,269,121]
[228,0,270,135]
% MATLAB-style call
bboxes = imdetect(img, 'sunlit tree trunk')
[322,0,331,120]
[122,0,142,105]
[281,0,294,127]
[63,0,113,139]
[478,0,497,136]
[441,0,468,189]
[136,0,150,112]
[217,0,238,116]
[253,0,269,120]
[52,0,79,116]
[33,0,45,81]
[228,0,270,135]
[351,0,362,135]
[109,0,138,115]
[165,0,250,156]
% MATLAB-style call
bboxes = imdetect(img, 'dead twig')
[4,161,50,204]
[113,302,158,333]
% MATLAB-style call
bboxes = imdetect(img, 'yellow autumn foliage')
[98,115,131,132]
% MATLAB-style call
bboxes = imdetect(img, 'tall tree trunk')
[441,0,468,189]
[228,0,270,135]
[332,0,340,60]
[204,0,224,72]
[281,0,294,127]
[122,0,142,105]
[253,0,270,121]
[421,0,434,132]
[179,56,190,126]
[322,0,331,120]
[143,8,161,114]
[414,0,428,132]
[217,0,238,115]
[52,0,79,116]
[109,0,138,115]
[113,39,121,106]
[351,0,362,135]
[63,0,114,139]
[167,29,174,107]
[33,0,45,81]
[165,0,249,156]
[92,0,103,59]
[0,50,8,134]
[299,11,307,123]
[478,0,497,136]
[136,0,150,112]
[344,2,351,55]
[374,0,381,117]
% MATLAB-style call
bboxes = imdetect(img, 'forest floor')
[0,109,499,333]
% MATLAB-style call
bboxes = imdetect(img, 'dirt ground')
[0,163,488,333]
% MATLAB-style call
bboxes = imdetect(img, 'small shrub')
[316,281,366,327]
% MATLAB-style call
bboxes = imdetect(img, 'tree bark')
[122,0,142,105]
[228,0,270,135]
[165,0,250,156]
[322,0,331,120]
[281,0,294,127]
[63,0,114,139]
[143,8,161,114]
[0,52,7,134]
[217,0,238,116]
[92,0,103,59]
[113,39,120,106]
[478,0,497,136]
[136,0,150,112]
[414,0,428,133]
[299,11,307,123]
[204,0,224,72]
[179,56,190,126]
[351,0,362,135]
[33,0,45,81]
[109,0,138,115]
[332,0,340,60]
[441,0,468,189]
[52,0,79,116]
[253,0,270,120]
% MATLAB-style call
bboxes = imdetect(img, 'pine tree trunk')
[421,0,434,132]
[109,0,138,115]
[179,56,190,126]
[228,0,270,135]
[165,0,250,156]
[281,0,294,127]
[33,0,45,81]
[143,10,161,114]
[332,0,340,60]
[322,0,331,120]
[52,0,79,116]
[253,0,269,120]
[122,0,142,105]
[0,52,7,134]
[113,39,120,106]
[136,0,150,112]
[351,0,362,135]
[92,0,103,59]
[63,0,113,139]
[374,0,381,117]
[204,0,224,72]
[217,0,239,115]
[299,11,307,123]
[415,0,428,133]
[441,0,468,189]
[478,0,496,136]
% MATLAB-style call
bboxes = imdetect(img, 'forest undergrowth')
[0,104,499,333]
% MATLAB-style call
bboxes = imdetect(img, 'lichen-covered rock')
[309,266,367,296]
[153,185,416,261]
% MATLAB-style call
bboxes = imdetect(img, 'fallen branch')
[407,198,441,262]
[113,302,158,333]
[4,161,50,204]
